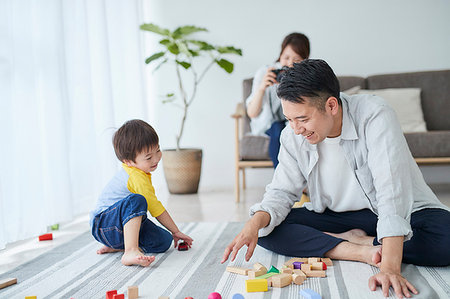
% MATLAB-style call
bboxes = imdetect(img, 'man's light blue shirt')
[250,93,448,243]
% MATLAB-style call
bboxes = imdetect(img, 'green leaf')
[216,58,234,73]
[159,39,171,46]
[162,93,176,104]
[188,49,200,57]
[177,41,191,56]
[145,52,165,64]
[167,43,180,54]
[172,25,207,39]
[217,46,243,56]
[187,40,215,51]
[176,60,191,69]
[140,23,170,36]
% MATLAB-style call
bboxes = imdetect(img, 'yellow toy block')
[245,279,268,292]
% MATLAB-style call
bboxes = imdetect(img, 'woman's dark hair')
[277,59,341,111]
[277,32,310,61]
[113,119,159,162]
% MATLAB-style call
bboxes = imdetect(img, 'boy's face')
[125,145,162,173]
[281,97,342,144]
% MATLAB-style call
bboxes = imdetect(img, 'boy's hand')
[172,231,193,248]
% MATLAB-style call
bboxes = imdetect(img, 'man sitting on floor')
[221,59,450,298]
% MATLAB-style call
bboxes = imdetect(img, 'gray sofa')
[238,69,450,163]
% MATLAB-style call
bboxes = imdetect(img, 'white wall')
[140,0,450,190]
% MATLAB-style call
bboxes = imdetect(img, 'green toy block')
[256,272,279,279]
[268,265,280,274]
[51,224,59,230]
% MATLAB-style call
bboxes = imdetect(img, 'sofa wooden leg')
[242,168,246,190]
[235,166,240,203]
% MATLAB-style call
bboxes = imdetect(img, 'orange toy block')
[271,273,292,288]
[128,285,138,299]
[226,266,251,275]
[0,277,17,290]
[39,233,53,241]
[321,258,333,266]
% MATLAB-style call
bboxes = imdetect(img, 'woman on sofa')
[246,32,310,167]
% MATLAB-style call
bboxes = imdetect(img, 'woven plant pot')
[162,148,202,194]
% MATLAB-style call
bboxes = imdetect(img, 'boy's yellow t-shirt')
[89,163,165,226]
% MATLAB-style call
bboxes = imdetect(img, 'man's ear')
[326,97,339,115]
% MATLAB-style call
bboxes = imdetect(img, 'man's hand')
[369,271,418,298]
[172,231,193,248]
[221,211,270,264]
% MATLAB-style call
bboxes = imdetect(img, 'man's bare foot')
[97,246,123,254]
[324,229,374,246]
[121,249,155,267]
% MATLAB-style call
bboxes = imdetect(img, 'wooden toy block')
[271,273,292,288]
[308,257,320,264]
[284,258,307,268]
[311,262,326,270]
[281,268,293,274]
[106,290,117,299]
[39,233,53,241]
[293,269,307,277]
[0,277,17,290]
[293,261,304,269]
[112,294,124,299]
[226,266,251,275]
[158,297,169,299]
[266,276,273,287]
[247,269,266,279]
[300,288,322,299]
[321,258,333,266]
[253,262,267,273]
[245,278,268,292]
[301,263,311,272]
[128,285,138,299]
[305,270,326,277]
[292,273,306,285]
[268,265,280,273]
[25,297,37,299]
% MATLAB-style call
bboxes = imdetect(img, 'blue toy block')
[300,288,321,299]
[232,294,245,299]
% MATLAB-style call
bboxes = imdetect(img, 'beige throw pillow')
[356,88,427,133]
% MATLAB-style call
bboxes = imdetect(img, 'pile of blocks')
[226,257,333,292]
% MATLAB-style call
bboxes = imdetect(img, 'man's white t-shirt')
[317,135,371,212]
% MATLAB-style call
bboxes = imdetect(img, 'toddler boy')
[90,119,193,267]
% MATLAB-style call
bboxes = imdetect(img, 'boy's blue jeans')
[91,194,172,253]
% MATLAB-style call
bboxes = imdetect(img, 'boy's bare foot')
[97,246,123,254]
[324,229,374,246]
[121,249,155,267]
[371,246,382,267]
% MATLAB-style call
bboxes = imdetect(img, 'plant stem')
[175,62,188,150]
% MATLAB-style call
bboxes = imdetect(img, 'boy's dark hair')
[277,59,341,111]
[277,32,310,61]
[113,119,159,162]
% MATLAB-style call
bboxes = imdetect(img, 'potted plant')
[140,23,242,194]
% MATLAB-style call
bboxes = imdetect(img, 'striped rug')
[0,222,449,299]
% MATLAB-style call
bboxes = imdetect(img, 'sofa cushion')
[404,131,450,157]
[357,88,427,133]
[338,76,366,91]
[239,135,270,160]
[366,70,450,131]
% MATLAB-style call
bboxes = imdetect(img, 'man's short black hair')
[277,59,341,111]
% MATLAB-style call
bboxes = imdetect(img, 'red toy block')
[106,290,117,299]
[112,294,124,299]
[208,292,222,299]
[39,233,53,241]
[178,242,189,251]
